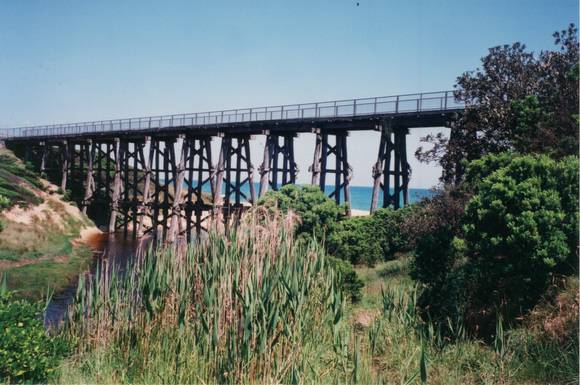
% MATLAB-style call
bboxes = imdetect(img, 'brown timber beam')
[370,123,410,211]
[310,130,352,214]
[60,140,69,192]
[259,132,298,197]
[167,135,187,242]
[108,138,122,233]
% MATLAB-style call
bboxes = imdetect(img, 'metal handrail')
[0,90,464,139]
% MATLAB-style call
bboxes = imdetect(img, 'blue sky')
[0,0,577,187]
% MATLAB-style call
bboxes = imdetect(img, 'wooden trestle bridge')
[1,91,463,240]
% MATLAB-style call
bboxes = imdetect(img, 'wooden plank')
[136,137,152,237]
[167,135,187,242]
[108,138,122,233]
[81,139,95,215]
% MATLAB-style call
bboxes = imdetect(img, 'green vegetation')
[258,185,366,301]
[328,256,365,303]
[47,214,577,384]
[258,184,345,241]
[410,154,579,340]
[0,150,43,208]
[328,215,382,266]
[461,154,578,331]
[352,260,578,384]
[58,212,352,384]
[4,246,93,299]
[328,206,417,266]
[0,279,68,383]
[0,24,577,385]
[0,149,96,299]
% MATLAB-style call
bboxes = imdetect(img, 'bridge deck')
[2,91,463,140]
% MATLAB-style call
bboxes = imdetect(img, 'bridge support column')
[81,140,95,215]
[370,124,410,211]
[259,134,271,197]
[310,130,322,185]
[110,139,148,236]
[60,140,69,192]
[39,142,48,177]
[136,137,152,237]
[213,135,256,229]
[259,132,297,197]
[108,138,122,234]
[310,130,352,215]
[67,141,91,205]
[147,137,178,239]
[84,140,116,227]
[182,136,214,241]
[167,135,186,243]
[24,145,32,165]
[21,141,47,175]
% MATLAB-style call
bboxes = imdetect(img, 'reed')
[58,209,360,384]
[54,210,578,384]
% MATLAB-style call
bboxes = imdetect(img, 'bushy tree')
[328,216,382,266]
[371,206,417,260]
[328,206,419,267]
[462,154,578,328]
[258,184,344,240]
[417,25,579,184]
[327,256,364,302]
[414,153,579,338]
[401,187,469,248]
[411,226,457,285]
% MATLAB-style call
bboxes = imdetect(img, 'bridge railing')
[0,90,463,139]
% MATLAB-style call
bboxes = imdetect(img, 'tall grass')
[58,210,358,384]
[55,210,578,384]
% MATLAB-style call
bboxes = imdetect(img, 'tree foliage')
[257,185,364,300]
[412,153,579,338]
[328,206,418,267]
[401,188,469,247]
[328,216,382,266]
[417,24,579,184]
[371,207,417,259]
[258,184,344,240]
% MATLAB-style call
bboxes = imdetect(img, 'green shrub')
[411,226,467,326]
[415,153,579,338]
[0,282,68,383]
[371,206,417,259]
[328,216,381,266]
[462,154,578,331]
[328,207,418,267]
[258,184,344,240]
[411,226,458,286]
[327,256,364,302]
[0,195,10,210]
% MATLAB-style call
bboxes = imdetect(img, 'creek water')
[44,233,150,328]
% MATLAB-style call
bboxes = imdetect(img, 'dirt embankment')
[0,204,98,268]
[0,151,101,297]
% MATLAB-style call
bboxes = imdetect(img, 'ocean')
[191,181,433,211]
[342,186,433,210]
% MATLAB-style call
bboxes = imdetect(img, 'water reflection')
[44,233,152,328]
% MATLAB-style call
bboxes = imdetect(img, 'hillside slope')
[0,148,101,298]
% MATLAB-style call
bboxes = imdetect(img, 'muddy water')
[44,232,152,328]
